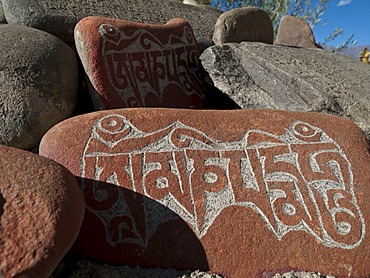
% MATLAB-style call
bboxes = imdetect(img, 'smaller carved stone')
[75,17,205,110]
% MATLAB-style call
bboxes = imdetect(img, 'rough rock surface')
[0,145,84,278]
[1,0,221,51]
[0,24,78,149]
[213,7,274,45]
[40,108,370,277]
[50,253,334,278]
[200,42,370,139]
[75,17,204,110]
[275,15,321,49]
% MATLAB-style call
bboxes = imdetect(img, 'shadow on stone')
[0,192,4,219]
[73,178,209,271]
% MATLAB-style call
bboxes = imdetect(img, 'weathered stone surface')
[40,108,370,277]
[0,24,78,149]
[0,145,84,278]
[200,42,370,139]
[275,15,321,49]
[75,17,204,110]
[51,253,224,278]
[213,7,274,45]
[1,0,221,52]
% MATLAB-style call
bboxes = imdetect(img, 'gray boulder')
[0,24,78,149]
[1,0,221,52]
[200,42,370,138]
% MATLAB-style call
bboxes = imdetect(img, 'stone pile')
[0,1,370,277]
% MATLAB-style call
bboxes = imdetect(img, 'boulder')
[200,42,370,139]
[1,0,221,52]
[0,24,78,149]
[213,7,274,45]
[275,15,321,49]
[40,108,370,277]
[0,145,84,278]
[75,17,204,110]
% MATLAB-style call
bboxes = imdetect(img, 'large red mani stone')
[39,108,370,277]
[75,17,205,110]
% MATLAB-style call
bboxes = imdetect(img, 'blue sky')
[313,0,369,47]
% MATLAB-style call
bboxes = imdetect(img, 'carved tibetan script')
[99,22,204,107]
[81,114,365,249]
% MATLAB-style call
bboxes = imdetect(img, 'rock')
[275,15,321,49]
[0,2,6,23]
[51,253,224,278]
[0,24,78,149]
[39,108,370,277]
[182,0,222,12]
[0,145,84,278]
[1,0,221,52]
[75,17,205,110]
[200,42,370,139]
[213,7,274,45]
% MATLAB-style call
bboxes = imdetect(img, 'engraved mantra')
[99,23,203,107]
[81,114,365,249]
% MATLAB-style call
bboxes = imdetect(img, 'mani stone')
[275,15,321,49]
[0,24,78,149]
[1,0,221,52]
[75,17,205,110]
[213,7,274,45]
[0,145,84,278]
[39,108,370,277]
[200,42,370,140]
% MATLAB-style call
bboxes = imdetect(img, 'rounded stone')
[213,7,274,45]
[0,145,84,278]
[275,15,321,49]
[0,24,79,149]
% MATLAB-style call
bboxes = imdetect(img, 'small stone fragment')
[0,145,84,278]
[213,7,274,45]
[75,17,205,110]
[0,2,6,23]
[275,15,321,49]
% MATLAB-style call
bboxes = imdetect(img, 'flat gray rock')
[1,0,221,51]
[200,42,370,138]
[0,24,78,149]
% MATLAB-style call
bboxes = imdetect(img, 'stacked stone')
[0,1,370,277]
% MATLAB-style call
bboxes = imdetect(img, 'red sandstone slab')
[75,17,205,110]
[0,145,84,278]
[39,108,370,277]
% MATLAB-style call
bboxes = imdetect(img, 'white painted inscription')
[80,114,366,249]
